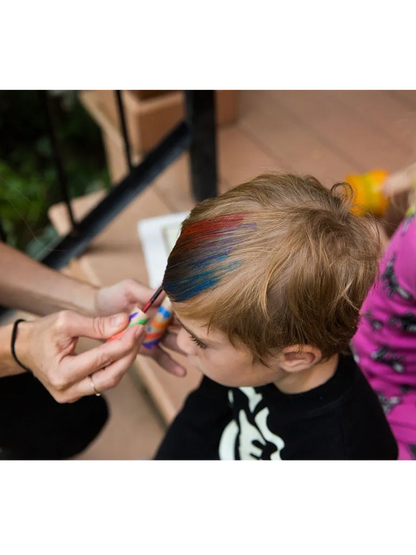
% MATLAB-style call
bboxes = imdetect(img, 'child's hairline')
[163,174,380,364]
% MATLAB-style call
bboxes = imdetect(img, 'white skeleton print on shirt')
[219,387,285,460]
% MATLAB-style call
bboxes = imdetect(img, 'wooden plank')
[218,125,279,188]
[151,125,278,213]
[81,90,239,159]
[239,90,355,186]
[265,90,412,173]
[387,90,416,108]
[331,90,416,156]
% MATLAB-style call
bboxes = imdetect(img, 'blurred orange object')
[345,170,390,217]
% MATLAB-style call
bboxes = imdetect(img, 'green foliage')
[0,91,110,254]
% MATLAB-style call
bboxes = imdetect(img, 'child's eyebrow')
[175,316,210,344]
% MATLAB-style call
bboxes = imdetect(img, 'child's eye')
[190,335,208,349]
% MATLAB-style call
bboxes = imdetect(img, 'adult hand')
[139,319,187,377]
[15,310,144,403]
[382,162,416,198]
[94,279,158,317]
[94,280,187,377]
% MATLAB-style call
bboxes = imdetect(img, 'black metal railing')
[0,90,218,322]
[115,90,133,175]
[0,90,218,271]
[0,219,7,243]
[40,90,78,232]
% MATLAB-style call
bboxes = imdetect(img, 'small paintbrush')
[107,285,164,342]
[142,285,164,313]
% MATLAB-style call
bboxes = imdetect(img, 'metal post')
[40,91,78,231]
[185,90,218,202]
[115,90,133,174]
[39,120,191,269]
[0,218,7,243]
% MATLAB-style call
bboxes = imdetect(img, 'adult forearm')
[0,242,97,316]
[0,322,24,377]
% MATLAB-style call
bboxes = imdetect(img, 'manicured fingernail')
[135,325,145,338]
[111,315,125,327]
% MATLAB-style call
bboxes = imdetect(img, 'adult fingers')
[382,171,414,198]
[159,331,186,355]
[140,345,186,377]
[61,325,144,384]
[382,179,403,198]
[122,279,159,305]
[56,310,130,342]
[82,348,139,398]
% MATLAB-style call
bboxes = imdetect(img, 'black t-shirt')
[155,353,398,460]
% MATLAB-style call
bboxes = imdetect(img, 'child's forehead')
[173,311,210,336]
[174,310,225,342]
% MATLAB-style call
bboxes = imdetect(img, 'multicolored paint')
[143,296,173,349]
[107,308,148,342]
[163,214,253,302]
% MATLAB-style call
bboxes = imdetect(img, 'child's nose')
[177,327,198,356]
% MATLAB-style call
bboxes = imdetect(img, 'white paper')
[137,212,189,288]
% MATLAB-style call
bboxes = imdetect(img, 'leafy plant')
[0,90,110,254]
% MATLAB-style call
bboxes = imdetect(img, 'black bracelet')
[11,319,32,373]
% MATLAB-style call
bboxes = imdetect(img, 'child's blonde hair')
[163,174,381,364]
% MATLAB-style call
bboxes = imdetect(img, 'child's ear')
[279,345,322,373]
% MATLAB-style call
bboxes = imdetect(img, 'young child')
[154,173,398,460]
[352,163,416,460]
